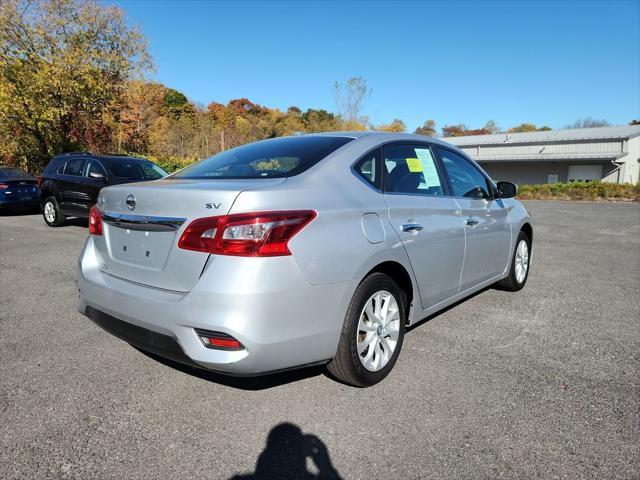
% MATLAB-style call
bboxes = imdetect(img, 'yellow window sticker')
[406,158,423,173]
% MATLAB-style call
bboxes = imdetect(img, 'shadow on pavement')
[0,205,40,216]
[407,286,490,333]
[61,217,89,228]
[230,422,342,480]
[137,349,326,391]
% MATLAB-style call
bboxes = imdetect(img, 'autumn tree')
[117,81,165,153]
[376,119,406,132]
[441,121,500,137]
[414,119,437,136]
[0,0,151,170]
[508,123,552,132]
[508,123,538,133]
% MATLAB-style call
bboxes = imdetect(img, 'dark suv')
[39,153,168,226]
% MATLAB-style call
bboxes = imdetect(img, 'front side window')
[436,148,491,199]
[85,160,107,178]
[383,144,444,196]
[171,136,353,179]
[63,158,85,176]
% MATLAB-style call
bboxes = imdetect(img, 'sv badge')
[206,202,222,209]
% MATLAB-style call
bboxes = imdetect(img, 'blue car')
[0,166,40,210]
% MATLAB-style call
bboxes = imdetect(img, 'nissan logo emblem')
[126,194,136,211]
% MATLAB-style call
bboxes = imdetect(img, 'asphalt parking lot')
[1,201,638,479]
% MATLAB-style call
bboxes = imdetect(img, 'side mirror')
[89,171,107,182]
[496,181,517,198]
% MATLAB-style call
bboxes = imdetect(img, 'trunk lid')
[94,178,285,291]
[0,179,38,198]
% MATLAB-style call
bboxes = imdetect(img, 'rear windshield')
[0,167,33,179]
[103,159,167,180]
[171,136,353,179]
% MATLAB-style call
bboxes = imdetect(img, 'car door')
[383,143,465,309]
[435,147,511,290]
[57,157,86,214]
[81,159,108,212]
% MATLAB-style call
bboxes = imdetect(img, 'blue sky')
[111,0,640,132]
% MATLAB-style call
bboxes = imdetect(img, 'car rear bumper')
[0,195,39,206]
[76,237,355,375]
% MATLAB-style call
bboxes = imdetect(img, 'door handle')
[465,217,479,226]
[402,223,423,232]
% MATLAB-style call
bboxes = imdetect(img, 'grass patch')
[517,181,640,201]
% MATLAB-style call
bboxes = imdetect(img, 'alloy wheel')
[44,201,56,224]
[514,239,529,284]
[356,290,400,372]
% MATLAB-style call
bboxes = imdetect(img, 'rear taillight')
[89,205,103,236]
[35,176,42,187]
[178,210,316,257]
[0,184,8,189]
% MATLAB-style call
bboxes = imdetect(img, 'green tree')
[163,88,193,119]
[0,0,151,170]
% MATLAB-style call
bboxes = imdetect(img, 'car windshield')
[0,167,33,179]
[104,159,167,180]
[171,136,353,179]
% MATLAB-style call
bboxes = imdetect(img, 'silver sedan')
[76,132,532,386]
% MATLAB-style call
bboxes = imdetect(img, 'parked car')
[39,153,168,226]
[76,133,532,387]
[0,166,40,211]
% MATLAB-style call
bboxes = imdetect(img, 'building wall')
[461,140,624,158]
[466,136,640,185]
[611,136,639,184]
[479,163,569,185]
[480,162,620,185]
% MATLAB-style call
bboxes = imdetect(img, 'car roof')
[303,131,454,148]
[94,155,149,163]
[52,153,148,162]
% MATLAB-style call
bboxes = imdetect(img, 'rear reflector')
[89,205,103,236]
[195,329,244,351]
[178,210,316,257]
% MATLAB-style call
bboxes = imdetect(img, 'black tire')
[42,196,66,227]
[497,230,531,291]
[327,273,407,387]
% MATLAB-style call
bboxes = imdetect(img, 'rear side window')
[171,136,353,179]
[383,144,444,196]
[105,159,166,180]
[436,148,491,199]
[354,148,381,188]
[62,158,85,176]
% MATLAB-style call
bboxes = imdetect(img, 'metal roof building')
[443,125,640,185]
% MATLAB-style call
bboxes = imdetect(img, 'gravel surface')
[1,201,638,479]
